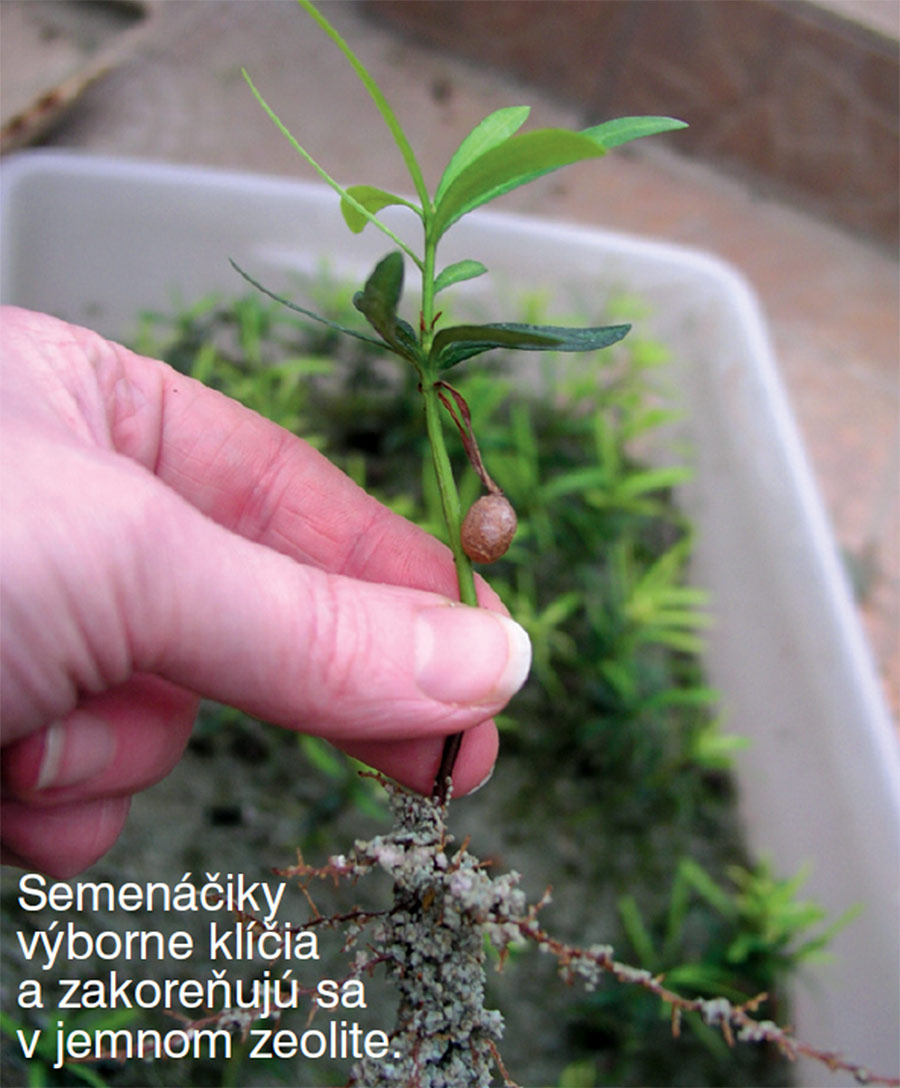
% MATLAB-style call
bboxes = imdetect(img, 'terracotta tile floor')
[3,0,898,719]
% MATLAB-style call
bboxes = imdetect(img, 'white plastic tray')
[2,151,897,1084]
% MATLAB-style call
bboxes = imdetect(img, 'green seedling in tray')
[235,0,685,800]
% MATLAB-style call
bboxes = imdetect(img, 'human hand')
[0,307,530,877]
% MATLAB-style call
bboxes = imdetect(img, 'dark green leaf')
[431,129,608,240]
[353,251,404,333]
[431,320,631,370]
[434,105,531,204]
[229,260,385,348]
[433,259,488,295]
[340,184,420,234]
[352,252,422,364]
[583,116,688,148]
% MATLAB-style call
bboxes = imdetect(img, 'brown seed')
[460,493,517,563]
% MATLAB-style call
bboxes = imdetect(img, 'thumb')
[6,432,532,797]
[128,476,533,747]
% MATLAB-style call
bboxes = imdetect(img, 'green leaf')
[558,1060,599,1088]
[663,964,750,1003]
[340,184,420,233]
[241,70,421,267]
[583,115,688,148]
[433,259,488,295]
[300,735,346,779]
[431,128,608,240]
[354,251,403,331]
[352,251,422,364]
[687,726,753,770]
[229,259,385,348]
[540,466,611,502]
[618,893,658,965]
[434,105,531,204]
[679,858,737,919]
[616,465,693,498]
[297,0,429,206]
[431,320,631,370]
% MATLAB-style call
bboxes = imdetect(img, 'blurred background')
[1,0,897,719]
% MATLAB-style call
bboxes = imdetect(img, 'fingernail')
[36,718,116,790]
[415,606,531,706]
[467,764,495,795]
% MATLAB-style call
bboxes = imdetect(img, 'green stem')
[293,0,476,799]
[242,71,422,269]
[422,377,477,803]
[421,379,478,608]
[420,231,437,358]
[418,222,478,802]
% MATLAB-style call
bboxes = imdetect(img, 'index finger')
[69,315,502,607]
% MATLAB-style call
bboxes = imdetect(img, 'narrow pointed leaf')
[229,260,385,348]
[340,185,421,234]
[297,0,429,206]
[431,320,631,370]
[431,129,608,240]
[434,105,531,205]
[617,465,693,498]
[352,251,422,364]
[583,115,688,149]
[433,259,488,295]
[242,70,421,266]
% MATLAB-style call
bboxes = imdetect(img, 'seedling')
[234,0,685,804]
[145,4,887,1085]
